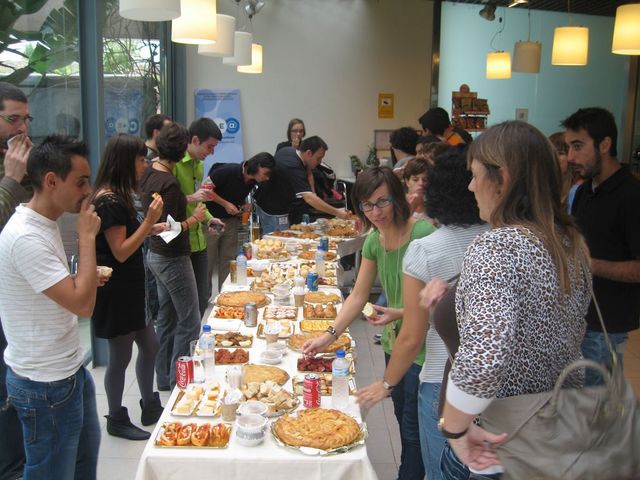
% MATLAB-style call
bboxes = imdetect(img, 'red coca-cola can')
[176,356,194,390]
[303,373,321,408]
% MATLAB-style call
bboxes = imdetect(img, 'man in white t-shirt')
[0,135,102,479]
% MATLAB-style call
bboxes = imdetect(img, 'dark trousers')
[0,323,25,480]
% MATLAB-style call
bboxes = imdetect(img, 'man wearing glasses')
[0,81,33,480]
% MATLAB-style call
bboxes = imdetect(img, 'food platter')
[155,422,231,448]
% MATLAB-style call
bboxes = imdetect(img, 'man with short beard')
[563,107,640,385]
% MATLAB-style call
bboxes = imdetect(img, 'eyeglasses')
[290,129,304,134]
[359,196,393,212]
[0,114,34,125]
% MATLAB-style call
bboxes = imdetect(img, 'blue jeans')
[441,443,501,480]
[385,353,424,480]
[256,205,289,234]
[190,249,210,318]
[148,251,202,390]
[6,366,100,480]
[581,330,629,386]
[0,323,24,480]
[143,239,159,327]
[418,382,445,480]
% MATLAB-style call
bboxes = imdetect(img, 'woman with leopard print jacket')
[433,121,591,479]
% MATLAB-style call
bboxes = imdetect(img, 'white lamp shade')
[198,15,236,57]
[552,26,589,65]
[612,4,640,55]
[237,43,263,74]
[119,0,181,21]
[223,32,253,66]
[172,0,217,45]
[486,51,511,79]
[512,40,541,73]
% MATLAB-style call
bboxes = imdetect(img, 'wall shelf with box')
[452,84,490,133]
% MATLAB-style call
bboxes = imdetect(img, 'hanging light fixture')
[479,2,497,21]
[198,15,236,57]
[119,0,181,21]
[245,0,265,19]
[238,43,263,74]
[512,5,541,73]
[508,0,528,7]
[486,51,512,79]
[551,1,588,66]
[172,0,217,45]
[612,3,640,55]
[223,31,253,66]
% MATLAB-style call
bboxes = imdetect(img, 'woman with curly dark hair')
[356,146,487,480]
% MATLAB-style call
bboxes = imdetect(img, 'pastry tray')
[154,422,231,448]
[256,321,294,339]
[171,384,224,417]
[287,333,354,355]
[291,373,357,396]
[214,333,254,348]
[270,417,367,456]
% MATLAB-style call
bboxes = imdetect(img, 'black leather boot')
[140,392,163,426]
[105,407,150,441]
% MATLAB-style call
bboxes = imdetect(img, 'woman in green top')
[304,166,435,480]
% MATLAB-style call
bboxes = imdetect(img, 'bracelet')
[325,326,338,338]
[438,418,468,439]
[382,379,395,392]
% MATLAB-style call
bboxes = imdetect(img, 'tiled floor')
[92,321,640,480]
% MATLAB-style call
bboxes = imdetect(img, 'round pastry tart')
[273,408,361,450]
[216,291,269,308]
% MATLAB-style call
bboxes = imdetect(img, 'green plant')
[350,154,363,173]
[365,144,379,167]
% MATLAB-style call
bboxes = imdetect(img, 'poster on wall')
[104,85,144,139]
[195,88,244,177]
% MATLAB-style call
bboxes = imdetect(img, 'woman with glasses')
[275,118,306,152]
[304,166,435,480]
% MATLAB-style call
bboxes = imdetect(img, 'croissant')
[191,424,210,447]
[177,423,196,446]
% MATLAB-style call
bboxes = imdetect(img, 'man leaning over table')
[254,136,351,233]
[175,117,225,317]
[0,135,104,479]
[0,81,33,480]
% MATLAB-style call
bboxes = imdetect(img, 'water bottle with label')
[332,349,350,410]
[236,250,247,285]
[315,249,326,277]
[198,324,216,381]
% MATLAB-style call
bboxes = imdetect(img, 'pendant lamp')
[223,32,253,66]
[512,6,541,73]
[198,15,236,57]
[486,51,511,79]
[119,0,180,21]
[612,3,640,55]
[237,43,263,74]
[172,0,217,45]
[551,26,588,65]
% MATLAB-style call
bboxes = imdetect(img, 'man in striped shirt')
[0,135,102,479]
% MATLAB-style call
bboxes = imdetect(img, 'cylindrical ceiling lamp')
[223,32,253,66]
[198,15,236,57]
[512,40,541,73]
[486,51,511,79]
[612,4,640,55]
[172,0,217,45]
[119,0,181,21]
[237,43,263,74]
[551,26,589,65]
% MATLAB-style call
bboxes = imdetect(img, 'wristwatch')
[325,326,338,338]
[382,379,395,392]
[438,417,468,439]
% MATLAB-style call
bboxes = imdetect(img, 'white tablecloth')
[135,290,377,480]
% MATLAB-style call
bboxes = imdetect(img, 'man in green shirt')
[174,117,224,316]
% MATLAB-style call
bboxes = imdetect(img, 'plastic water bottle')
[198,324,216,381]
[236,250,247,285]
[315,249,326,277]
[332,349,350,410]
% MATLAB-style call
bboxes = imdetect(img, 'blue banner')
[104,85,144,139]
[195,88,244,178]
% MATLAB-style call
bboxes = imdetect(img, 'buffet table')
[135,274,377,479]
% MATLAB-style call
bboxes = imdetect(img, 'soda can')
[354,218,362,232]
[243,242,253,260]
[318,236,329,251]
[176,356,194,390]
[244,302,258,327]
[229,260,237,283]
[303,373,321,408]
[307,272,319,291]
[302,213,310,224]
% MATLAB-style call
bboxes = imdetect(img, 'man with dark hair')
[143,114,171,163]
[389,126,419,172]
[0,135,102,479]
[205,152,275,291]
[418,107,472,145]
[175,117,224,316]
[0,81,32,480]
[563,107,640,385]
[254,135,351,232]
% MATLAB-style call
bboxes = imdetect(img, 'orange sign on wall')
[378,93,394,119]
